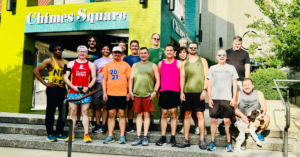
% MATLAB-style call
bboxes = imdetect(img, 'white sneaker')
[179,127,184,134]
[195,127,199,135]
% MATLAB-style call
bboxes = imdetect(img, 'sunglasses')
[189,47,197,49]
[152,38,160,41]
[53,49,62,51]
[217,54,227,57]
[233,36,242,41]
[89,40,96,42]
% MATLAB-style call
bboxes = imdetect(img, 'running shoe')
[83,134,92,143]
[179,127,184,134]
[132,137,142,146]
[195,127,200,135]
[155,136,167,146]
[207,141,216,151]
[178,139,190,148]
[257,133,265,141]
[226,143,234,152]
[47,135,57,142]
[65,134,75,142]
[199,140,207,150]
[103,136,115,144]
[119,135,126,144]
[56,134,67,140]
[125,126,134,133]
[92,124,101,133]
[219,121,225,127]
[142,137,149,146]
[101,125,108,133]
[170,138,177,147]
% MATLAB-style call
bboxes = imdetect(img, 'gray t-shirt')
[94,58,113,83]
[207,63,239,101]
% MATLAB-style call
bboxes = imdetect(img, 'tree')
[245,0,300,71]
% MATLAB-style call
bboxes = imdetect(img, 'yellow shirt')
[48,57,67,88]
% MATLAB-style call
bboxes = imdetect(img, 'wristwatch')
[153,90,157,93]
[203,88,207,92]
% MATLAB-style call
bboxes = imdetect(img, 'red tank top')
[69,60,91,94]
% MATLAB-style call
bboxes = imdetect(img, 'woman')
[176,47,199,135]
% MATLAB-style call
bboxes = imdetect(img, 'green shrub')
[250,68,287,100]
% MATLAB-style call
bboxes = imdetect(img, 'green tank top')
[133,61,155,97]
[184,57,205,93]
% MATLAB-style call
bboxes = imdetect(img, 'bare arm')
[245,63,250,78]
[150,64,160,100]
[201,58,209,101]
[88,62,97,88]
[180,61,186,101]
[33,58,56,87]
[207,79,213,108]
[258,91,267,116]
[102,75,108,101]
[231,79,238,107]
[129,64,136,100]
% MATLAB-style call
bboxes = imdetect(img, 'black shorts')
[107,95,127,110]
[181,93,205,112]
[209,100,235,118]
[158,91,181,110]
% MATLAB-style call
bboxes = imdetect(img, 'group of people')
[33,34,270,152]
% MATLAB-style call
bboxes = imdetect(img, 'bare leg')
[160,109,169,136]
[170,108,177,136]
[118,109,126,136]
[196,112,205,140]
[136,113,143,136]
[143,112,150,136]
[210,118,218,142]
[81,103,90,134]
[68,102,78,134]
[108,109,117,136]
[184,110,192,140]
[224,118,231,143]
[102,104,108,125]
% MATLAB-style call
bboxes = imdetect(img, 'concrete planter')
[266,100,286,125]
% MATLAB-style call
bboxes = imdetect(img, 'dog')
[231,109,265,152]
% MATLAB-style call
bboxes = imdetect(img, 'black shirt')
[226,49,250,81]
[87,50,102,62]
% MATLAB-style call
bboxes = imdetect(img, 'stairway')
[0,112,298,157]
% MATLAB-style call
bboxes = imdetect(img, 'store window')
[173,0,185,24]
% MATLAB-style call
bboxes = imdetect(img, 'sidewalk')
[0,147,132,157]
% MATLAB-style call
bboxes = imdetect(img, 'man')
[64,45,97,142]
[33,42,68,142]
[129,47,160,146]
[178,42,209,150]
[155,44,182,147]
[179,38,187,48]
[148,33,166,122]
[123,40,141,133]
[92,43,113,133]
[234,78,270,141]
[110,41,127,59]
[102,46,131,144]
[206,49,238,152]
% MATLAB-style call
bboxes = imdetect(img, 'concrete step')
[0,123,295,152]
[0,114,297,139]
[0,133,296,157]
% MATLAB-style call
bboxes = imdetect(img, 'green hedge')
[250,68,287,100]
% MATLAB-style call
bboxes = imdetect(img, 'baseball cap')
[77,45,88,51]
[112,46,122,52]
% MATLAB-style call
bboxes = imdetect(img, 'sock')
[162,136,166,141]
[171,135,175,139]
[129,119,133,127]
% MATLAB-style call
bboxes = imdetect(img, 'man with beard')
[123,40,141,133]
[64,45,97,142]
[33,42,68,142]
[92,43,113,133]
[178,42,209,150]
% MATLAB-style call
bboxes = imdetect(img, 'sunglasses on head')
[189,47,197,49]
[89,40,96,42]
[233,36,242,41]
[217,54,227,57]
[54,48,62,51]
[152,38,160,41]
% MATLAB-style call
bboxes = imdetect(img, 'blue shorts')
[67,93,91,103]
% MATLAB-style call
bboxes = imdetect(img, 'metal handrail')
[62,89,101,157]
[273,79,300,157]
